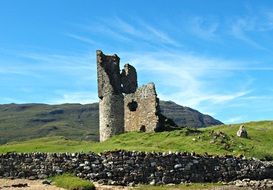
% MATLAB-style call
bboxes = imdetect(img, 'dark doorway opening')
[139,125,146,132]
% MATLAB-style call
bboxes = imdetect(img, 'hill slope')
[160,101,222,127]
[0,101,222,144]
[0,103,99,144]
[0,121,272,160]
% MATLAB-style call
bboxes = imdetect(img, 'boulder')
[237,125,248,138]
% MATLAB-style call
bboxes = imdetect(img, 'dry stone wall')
[0,151,272,186]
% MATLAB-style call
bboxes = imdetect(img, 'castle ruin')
[97,50,166,141]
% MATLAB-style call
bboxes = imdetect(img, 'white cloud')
[2,47,271,113]
[122,50,252,110]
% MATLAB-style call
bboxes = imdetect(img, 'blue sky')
[0,0,273,123]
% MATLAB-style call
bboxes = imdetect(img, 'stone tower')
[97,50,124,142]
[97,50,172,142]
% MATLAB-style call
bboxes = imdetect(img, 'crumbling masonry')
[97,50,170,142]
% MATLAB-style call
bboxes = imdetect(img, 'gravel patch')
[0,179,65,190]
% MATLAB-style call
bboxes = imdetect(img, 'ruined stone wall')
[124,83,160,132]
[97,50,165,141]
[0,151,272,185]
[97,50,124,142]
[97,50,122,98]
[121,64,138,94]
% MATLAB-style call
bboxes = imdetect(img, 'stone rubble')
[229,178,273,189]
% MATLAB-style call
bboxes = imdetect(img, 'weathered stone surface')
[97,50,167,141]
[99,94,124,142]
[97,50,122,99]
[0,151,272,186]
[124,83,160,132]
[121,64,137,94]
[237,125,248,138]
[97,50,124,142]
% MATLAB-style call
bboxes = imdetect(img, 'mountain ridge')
[0,101,222,144]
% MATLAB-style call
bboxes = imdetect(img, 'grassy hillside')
[0,101,222,144]
[0,103,99,144]
[0,121,272,160]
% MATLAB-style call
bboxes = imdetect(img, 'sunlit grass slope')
[0,121,272,160]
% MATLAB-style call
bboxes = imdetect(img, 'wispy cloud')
[2,15,273,122]
[0,49,97,104]
[50,91,98,104]
[258,10,273,31]
[65,33,98,46]
[137,20,180,46]
[229,9,273,50]
[0,66,38,76]
[17,51,96,76]
[190,17,219,41]
[15,47,253,108]
[230,17,266,50]
[84,20,132,43]
[78,17,180,48]
[114,17,141,36]
[122,50,253,111]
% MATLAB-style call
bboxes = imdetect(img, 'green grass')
[0,136,96,153]
[50,175,225,190]
[0,121,272,160]
[51,174,95,190]
[50,175,224,190]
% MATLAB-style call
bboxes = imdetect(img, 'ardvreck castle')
[97,50,174,142]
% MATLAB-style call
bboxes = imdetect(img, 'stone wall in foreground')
[0,151,272,185]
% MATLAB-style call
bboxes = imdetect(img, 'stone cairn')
[97,50,171,142]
